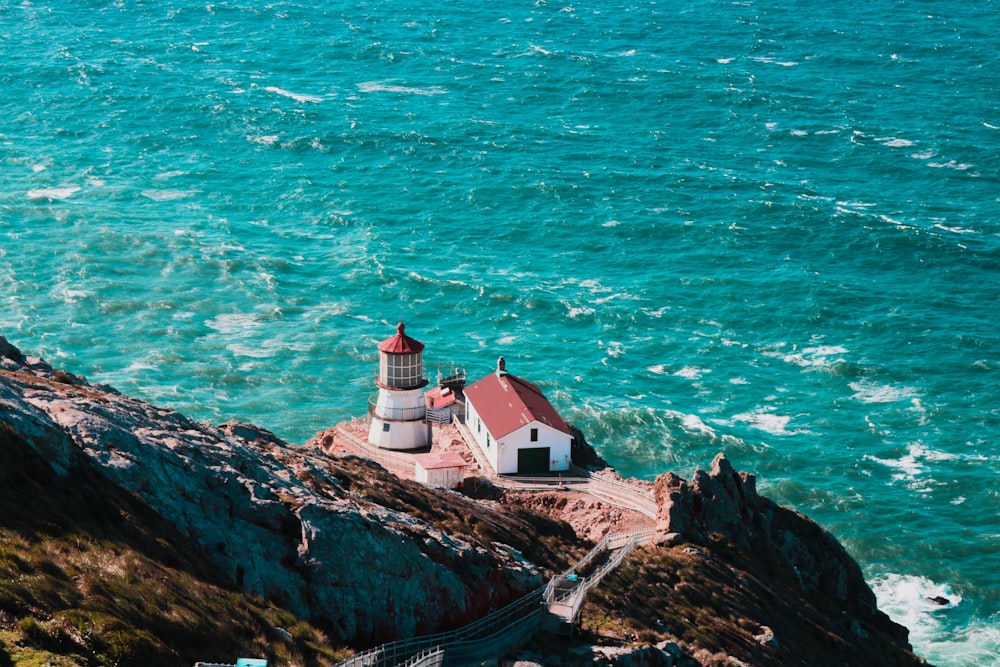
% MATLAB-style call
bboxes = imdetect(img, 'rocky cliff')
[0,336,576,654]
[0,336,927,666]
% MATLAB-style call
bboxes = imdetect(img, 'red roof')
[465,371,571,439]
[377,322,425,354]
[412,451,468,470]
[425,386,458,409]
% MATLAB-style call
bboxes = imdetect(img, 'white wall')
[465,399,500,472]
[496,422,571,475]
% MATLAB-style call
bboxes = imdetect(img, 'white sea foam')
[265,86,323,103]
[249,135,280,146]
[869,573,1000,666]
[928,160,973,171]
[849,379,916,404]
[357,81,446,95]
[141,189,196,201]
[779,344,848,370]
[877,136,914,147]
[732,410,795,436]
[716,57,734,64]
[673,366,706,379]
[155,170,187,180]
[933,223,976,234]
[205,312,261,336]
[566,305,595,318]
[28,186,80,200]
[682,413,715,436]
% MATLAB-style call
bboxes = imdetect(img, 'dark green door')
[517,447,550,474]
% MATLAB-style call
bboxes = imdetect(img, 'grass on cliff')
[0,421,348,667]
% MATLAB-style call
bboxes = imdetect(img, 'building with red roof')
[464,357,572,475]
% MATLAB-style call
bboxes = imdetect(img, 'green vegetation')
[0,422,348,667]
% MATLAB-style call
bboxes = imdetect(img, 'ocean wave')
[141,189,197,201]
[730,409,805,436]
[265,86,324,103]
[849,379,917,404]
[356,81,447,95]
[871,573,999,666]
[27,186,80,200]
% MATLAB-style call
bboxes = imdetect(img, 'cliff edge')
[0,336,926,666]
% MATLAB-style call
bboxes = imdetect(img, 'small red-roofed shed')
[464,357,572,475]
[412,451,468,489]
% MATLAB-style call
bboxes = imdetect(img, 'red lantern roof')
[377,322,425,354]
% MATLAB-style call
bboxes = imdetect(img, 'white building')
[464,357,572,475]
[413,451,468,489]
[367,322,432,450]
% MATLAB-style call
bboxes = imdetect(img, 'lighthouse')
[367,322,432,450]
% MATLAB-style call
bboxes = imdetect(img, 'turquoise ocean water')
[2,1,998,663]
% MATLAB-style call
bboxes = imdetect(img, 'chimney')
[497,356,507,375]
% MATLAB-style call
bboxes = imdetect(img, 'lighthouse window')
[381,352,422,387]
[382,422,391,432]
[530,428,538,442]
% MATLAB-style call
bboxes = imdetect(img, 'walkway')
[333,527,655,667]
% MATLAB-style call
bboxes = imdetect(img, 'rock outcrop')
[653,453,877,611]
[0,336,550,646]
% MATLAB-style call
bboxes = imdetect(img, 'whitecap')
[877,136,913,147]
[249,135,280,146]
[141,189,196,201]
[928,160,972,171]
[682,413,715,436]
[933,223,976,234]
[729,377,749,385]
[357,81,446,96]
[155,170,188,180]
[647,364,669,376]
[28,186,80,200]
[790,129,809,136]
[602,219,619,227]
[716,57,734,64]
[227,343,276,359]
[780,344,848,370]
[776,61,798,67]
[205,312,261,336]
[265,86,323,103]
[849,380,916,404]
[605,341,625,358]
[732,410,793,436]
[567,305,595,318]
[497,335,517,345]
[673,366,706,379]
[865,443,928,481]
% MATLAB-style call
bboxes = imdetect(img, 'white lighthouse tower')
[367,322,431,450]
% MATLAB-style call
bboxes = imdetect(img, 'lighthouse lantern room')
[368,322,432,450]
